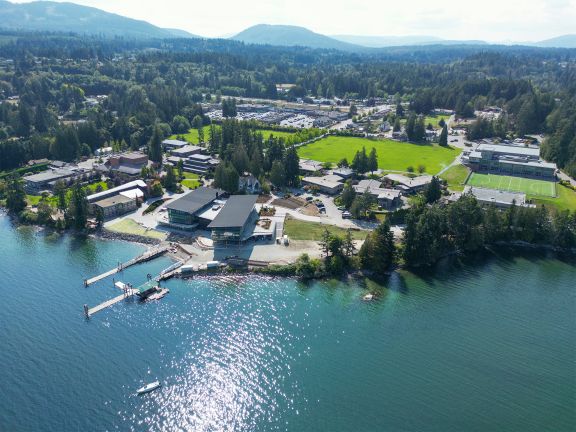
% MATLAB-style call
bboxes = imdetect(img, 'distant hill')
[533,35,576,48]
[332,34,488,47]
[0,0,199,39]
[231,24,362,51]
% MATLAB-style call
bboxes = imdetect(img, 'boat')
[147,288,169,301]
[363,293,375,301]
[137,381,161,395]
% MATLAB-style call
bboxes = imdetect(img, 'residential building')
[465,144,557,178]
[302,174,345,195]
[332,168,354,179]
[299,159,324,175]
[165,187,224,228]
[208,195,259,243]
[384,174,433,194]
[92,194,137,219]
[239,174,261,194]
[353,179,402,209]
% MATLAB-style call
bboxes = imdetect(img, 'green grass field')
[181,172,201,189]
[439,164,470,191]
[284,217,367,241]
[297,136,460,174]
[169,126,294,144]
[530,185,576,212]
[467,173,556,197]
[400,114,451,129]
[106,218,167,240]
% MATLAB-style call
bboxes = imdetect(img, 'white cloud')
[8,0,576,42]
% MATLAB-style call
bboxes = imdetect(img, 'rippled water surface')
[0,215,575,431]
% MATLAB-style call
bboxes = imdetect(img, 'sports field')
[297,136,460,174]
[467,173,556,197]
[169,126,293,144]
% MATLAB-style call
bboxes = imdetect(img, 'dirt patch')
[257,194,272,204]
[271,196,307,210]
[300,204,320,216]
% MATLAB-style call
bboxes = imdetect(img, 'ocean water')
[0,214,575,432]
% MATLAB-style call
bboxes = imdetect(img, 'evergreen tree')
[5,175,26,213]
[340,182,356,209]
[424,176,442,203]
[439,124,448,147]
[368,147,378,173]
[359,219,395,274]
[284,146,300,187]
[163,165,177,192]
[68,183,88,230]
[148,125,163,164]
[270,160,286,188]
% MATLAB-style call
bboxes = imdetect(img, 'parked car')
[305,196,314,202]
[342,211,352,219]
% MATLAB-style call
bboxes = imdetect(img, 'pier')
[84,245,171,286]
[84,289,138,317]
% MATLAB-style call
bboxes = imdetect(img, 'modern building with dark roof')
[165,187,224,227]
[208,195,258,243]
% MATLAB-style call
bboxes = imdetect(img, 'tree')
[368,148,378,173]
[5,175,26,213]
[417,164,426,174]
[343,230,356,257]
[393,117,402,132]
[396,102,404,117]
[284,146,300,187]
[163,165,177,192]
[424,176,442,203]
[349,104,358,118]
[68,182,88,230]
[270,161,286,188]
[439,124,448,147]
[177,159,184,179]
[53,180,67,211]
[337,158,349,168]
[148,125,163,164]
[359,219,395,274]
[171,115,191,134]
[340,181,356,209]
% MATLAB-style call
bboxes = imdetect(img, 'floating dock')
[84,245,171,286]
[84,289,138,317]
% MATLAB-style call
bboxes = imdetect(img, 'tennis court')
[467,173,556,197]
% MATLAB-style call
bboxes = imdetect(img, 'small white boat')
[363,293,375,301]
[137,381,161,395]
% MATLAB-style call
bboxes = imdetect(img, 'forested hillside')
[0,31,574,175]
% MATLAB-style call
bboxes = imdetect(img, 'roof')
[464,186,526,206]
[385,174,433,188]
[87,180,146,202]
[121,152,147,161]
[299,159,324,172]
[171,145,202,155]
[476,144,540,158]
[208,195,258,229]
[120,189,144,200]
[189,154,211,161]
[165,187,223,214]
[302,175,344,190]
[93,194,134,208]
[354,179,401,200]
[162,139,188,147]
[23,168,75,183]
[332,168,354,177]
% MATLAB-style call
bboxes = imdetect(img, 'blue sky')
[10,0,576,41]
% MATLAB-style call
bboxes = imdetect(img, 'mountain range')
[0,0,574,49]
[0,0,198,39]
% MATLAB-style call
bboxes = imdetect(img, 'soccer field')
[467,173,556,197]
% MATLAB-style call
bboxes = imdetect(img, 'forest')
[0,30,574,176]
